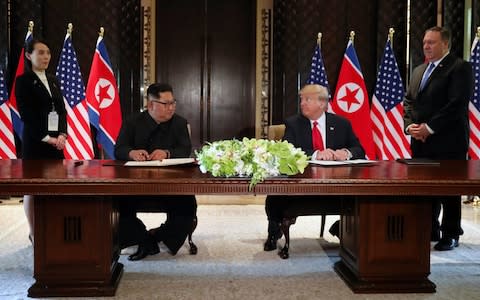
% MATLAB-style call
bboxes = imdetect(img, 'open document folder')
[124,158,195,167]
[308,159,376,166]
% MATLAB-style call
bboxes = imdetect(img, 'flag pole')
[99,27,104,38]
[28,20,34,35]
[349,31,355,44]
[477,26,480,39]
[388,27,395,49]
[317,32,322,49]
[67,23,73,36]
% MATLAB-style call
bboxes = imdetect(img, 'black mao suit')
[114,111,197,255]
[265,112,365,236]
[404,53,473,240]
[15,71,67,159]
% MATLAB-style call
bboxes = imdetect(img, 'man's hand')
[148,149,169,161]
[409,123,431,142]
[129,149,149,161]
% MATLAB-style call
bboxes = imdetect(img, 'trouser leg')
[265,195,288,236]
[150,195,197,255]
[118,199,148,249]
[440,196,463,239]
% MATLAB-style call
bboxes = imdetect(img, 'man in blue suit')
[404,26,473,251]
[263,84,365,251]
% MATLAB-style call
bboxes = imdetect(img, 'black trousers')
[118,195,197,254]
[431,196,463,239]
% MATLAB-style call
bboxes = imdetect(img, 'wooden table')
[0,159,478,297]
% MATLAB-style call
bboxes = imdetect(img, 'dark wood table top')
[0,159,479,196]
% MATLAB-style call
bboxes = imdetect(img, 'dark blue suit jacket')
[283,112,365,159]
[404,54,473,159]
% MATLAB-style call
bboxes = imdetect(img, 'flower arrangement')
[195,138,309,189]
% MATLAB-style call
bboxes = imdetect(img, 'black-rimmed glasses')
[151,99,177,107]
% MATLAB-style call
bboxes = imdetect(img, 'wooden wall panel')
[408,0,437,72]
[376,0,407,85]
[0,0,7,71]
[443,0,465,59]
[156,0,255,148]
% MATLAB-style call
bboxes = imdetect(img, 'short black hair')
[24,38,49,71]
[146,83,173,98]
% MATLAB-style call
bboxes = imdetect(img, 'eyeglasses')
[151,99,177,107]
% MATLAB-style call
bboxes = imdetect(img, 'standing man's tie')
[312,121,324,151]
[419,63,436,91]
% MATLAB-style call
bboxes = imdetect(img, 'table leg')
[335,196,435,293]
[28,195,123,297]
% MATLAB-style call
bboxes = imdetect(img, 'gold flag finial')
[349,31,355,43]
[99,27,105,38]
[388,27,395,48]
[67,23,73,36]
[317,32,322,49]
[28,21,34,33]
[477,26,480,39]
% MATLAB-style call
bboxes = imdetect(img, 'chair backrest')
[267,124,286,141]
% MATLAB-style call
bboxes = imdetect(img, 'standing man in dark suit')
[263,84,365,251]
[115,83,197,260]
[404,26,473,251]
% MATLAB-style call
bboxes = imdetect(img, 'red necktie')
[312,121,324,151]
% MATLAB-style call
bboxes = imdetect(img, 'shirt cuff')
[405,124,413,134]
[425,124,434,134]
[42,135,51,142]
[342,148,353,160]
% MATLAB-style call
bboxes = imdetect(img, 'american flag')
[0,69,17,158]
[8,27,33,141]
[86,32,122,159]
[371,39,411,159]
[56,33,94,159]
[469,36,480,159]
[306,43,330,92]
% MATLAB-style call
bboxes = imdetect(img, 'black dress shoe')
[329,220,340,238]
[434,237,459,251]
[263,231,282,251]
[128,236,160,261]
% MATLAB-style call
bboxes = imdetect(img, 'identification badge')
[48,111,59,131]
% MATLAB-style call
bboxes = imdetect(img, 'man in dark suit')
[115,83,197,260]
[263,84,365,251]
[404,26,473,251]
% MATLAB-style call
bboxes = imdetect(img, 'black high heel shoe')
[128,236,160,261]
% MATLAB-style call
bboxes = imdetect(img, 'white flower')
[195,138,308,189]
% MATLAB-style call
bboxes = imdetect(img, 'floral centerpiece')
[195,138,309,189]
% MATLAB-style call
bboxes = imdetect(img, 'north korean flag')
[331,40,375,159]
[86,35,122,159]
